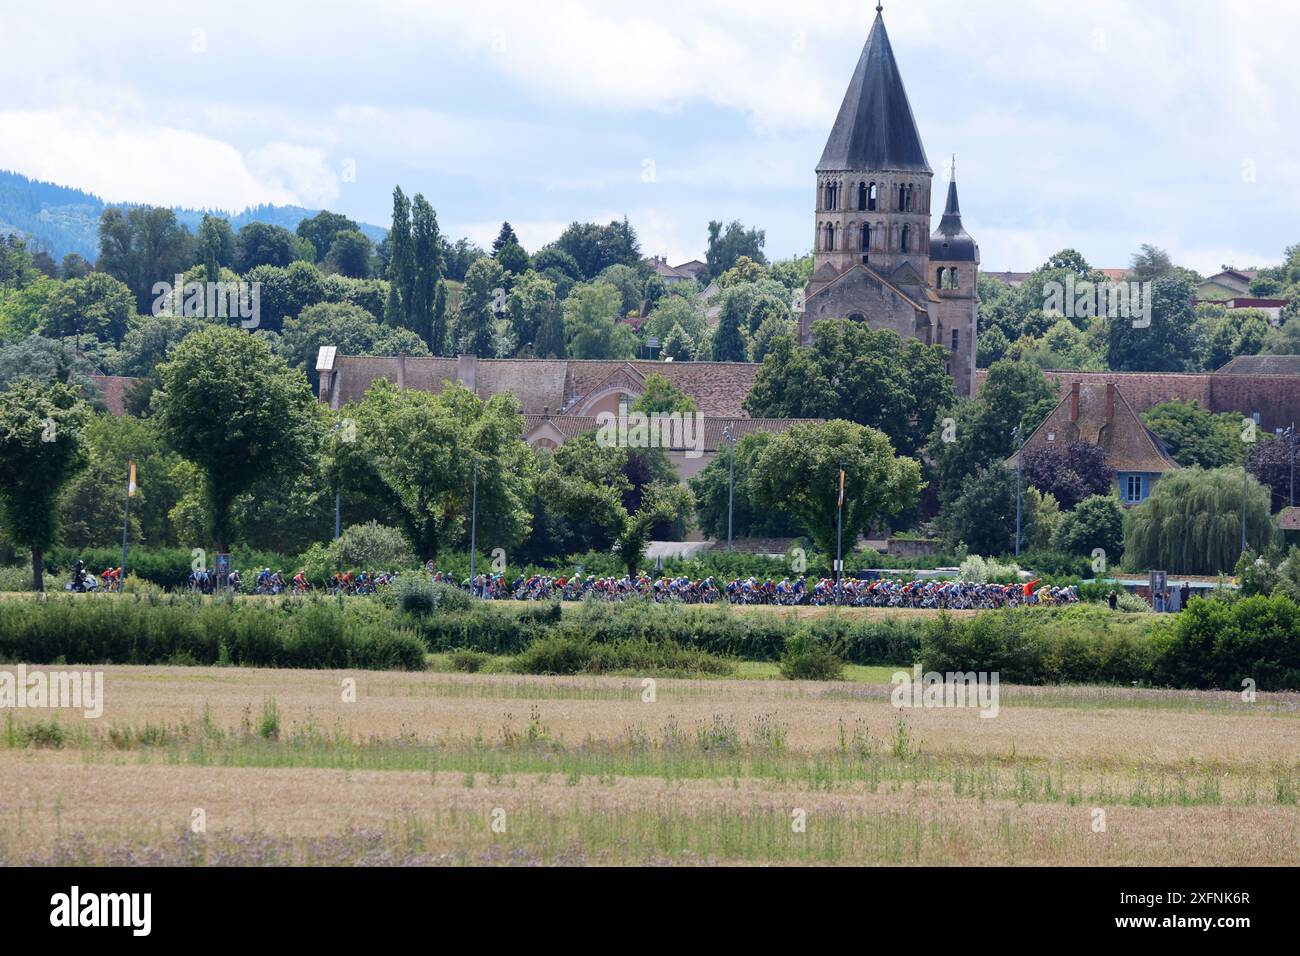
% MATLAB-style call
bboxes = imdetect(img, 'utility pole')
[1242,460,1249,556]
[723,424,736,553]
[1013,426,1024,558]
[835,463,846,606]
[1288,423,1296,509]
[469,456,479,592]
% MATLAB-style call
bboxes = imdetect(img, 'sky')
[0,0,1296,274]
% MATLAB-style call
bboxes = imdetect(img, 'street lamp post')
[723,424,736,553]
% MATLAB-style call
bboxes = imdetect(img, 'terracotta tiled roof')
[326,354,764,419]
[1009,380,1178,475]
[1218,355,1300,376]
[90,375,136,415]
[522,414,820,452]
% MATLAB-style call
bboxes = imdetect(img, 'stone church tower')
[799,4,979,397]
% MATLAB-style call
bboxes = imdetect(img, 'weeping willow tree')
[1124,468,1276,574]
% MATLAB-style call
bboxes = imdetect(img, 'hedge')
[919,601,1300,691]
[0,595,426,671]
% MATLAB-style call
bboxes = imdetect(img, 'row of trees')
[0,324,931,586]
[977,244,1299,375]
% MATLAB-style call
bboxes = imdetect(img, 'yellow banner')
[128,460,137,498]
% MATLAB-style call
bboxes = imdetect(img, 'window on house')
[1124,474,1145,504]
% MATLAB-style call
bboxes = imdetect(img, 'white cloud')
[245,143,340,208]
[0,109,313,210]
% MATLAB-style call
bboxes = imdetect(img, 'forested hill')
[0,169,386,264]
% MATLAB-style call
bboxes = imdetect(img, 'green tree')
[705,220,767,279]
[432,280,449,356]
[711,292,747,362]
[242,261,326,333]
[324,230,373,278]
[1052,494,1125,561]
[1142,401,1247,468]
[507,271,559,352]
[279,302,428,389]
[408,195,442,348]
[235,222,302,273]
[540,433,690,575]
[459,258,505,358]
[387,187,415,329]
[631,374,697,414]
[1106,275,1196,371]
[552,220,641,280]
[689,431,802,540]
[491,222,520,257]
[747,320,954,458]
[332,380,532,560]
[297,211,359,264]
[0,378,89,590]
[1124,468,1276,574]
[941,463,1027,557]
[564,281,637,359]
[643,294,706,345]
[660,324,694,362]
[39,273,136,348]
[927,359,1056,504]
[198,215,236,279]
[750,420,922,557]
[156,326,317,552]
[97,206,195,312]
[496,241,530,280]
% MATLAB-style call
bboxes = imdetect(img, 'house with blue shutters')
[1009,381,1179,506]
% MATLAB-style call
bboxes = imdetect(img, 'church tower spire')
[812,7,933,278]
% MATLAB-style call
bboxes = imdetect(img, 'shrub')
[512,632,732,676]
[0,596,426,671]
[512,633,597,675]
[449,649,490,673]
[919,606,1164,686]
[1156,594,1300,691]
[333,522,416,572]
[778,629,845,681]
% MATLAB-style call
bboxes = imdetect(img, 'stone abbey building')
[799,5,980,397]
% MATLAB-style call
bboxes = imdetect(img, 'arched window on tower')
[858,182,867,211]
[861,223,871,251]
[937,267,946,288]
[868,183,877,211]
[898,184,905,211]
[825,223,835,252]
[949,269,959,291]
[901,224,910,253]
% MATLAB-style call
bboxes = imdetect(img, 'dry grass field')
[2,664,1297,866]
